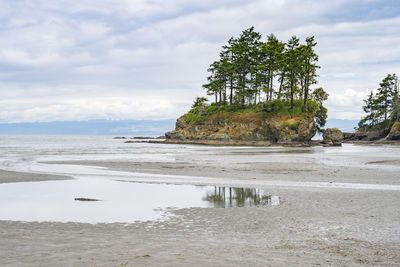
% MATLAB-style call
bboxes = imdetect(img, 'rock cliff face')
[343,120,400,141]
[165,115,317,145]
[387,121,400,140]
[354,128,390,141]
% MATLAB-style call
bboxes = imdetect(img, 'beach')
[0,136,399,266]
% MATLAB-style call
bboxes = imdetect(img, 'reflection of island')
[203,187,273,208]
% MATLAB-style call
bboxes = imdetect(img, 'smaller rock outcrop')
[386,121,400,140]
[342,132,355,141]
[323,128,343,146]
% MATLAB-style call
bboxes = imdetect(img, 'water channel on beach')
[0,178,278,223]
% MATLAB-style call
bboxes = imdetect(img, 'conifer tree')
[360,73,399,128]
[360,91,379,127]
[203,61,221,103]
[231,26,261,104]
[376,74,396,121]
[260,34,285,101]
[312,87,329,131]
[220,38,236,104]
[393,75,400,121]
[202,27,324,116]
[300,36,319,112]
[284,36,301,110]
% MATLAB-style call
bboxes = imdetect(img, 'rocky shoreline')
[160,113,350,147]
[163,138,322,147]
[343,121,400,142]
[123,134,400,147]
[120,119,400,147]
[164,137,400,146]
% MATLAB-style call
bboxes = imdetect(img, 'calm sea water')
[0,135,399,223]
[2,134,399,167]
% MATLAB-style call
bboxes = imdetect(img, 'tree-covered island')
[166,27,330,145]
[347,74,400,141]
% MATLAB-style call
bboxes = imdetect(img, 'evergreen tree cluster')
[359,74,400,128]
[202,26,324,113]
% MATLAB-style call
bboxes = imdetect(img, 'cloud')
[0,93,192,123]
[0,0,399,122]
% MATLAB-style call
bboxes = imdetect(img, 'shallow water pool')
[0,178,277,223]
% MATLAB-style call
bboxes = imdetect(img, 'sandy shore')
[42,154,400,185]
[1,144,400,266]
[1,189,399,266]
[0,169,70,184]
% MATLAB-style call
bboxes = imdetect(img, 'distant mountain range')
[324,119,359,133]
[0,119,176,135]
[0,118,358,135]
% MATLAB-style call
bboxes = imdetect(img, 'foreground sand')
[1,189,399,266]
[0,144,399,266]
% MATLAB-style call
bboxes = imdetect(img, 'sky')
[0,0,399,123]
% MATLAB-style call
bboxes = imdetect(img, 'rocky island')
[343,73,400,143]
[165,99,323,146]
[165,112,316,146]
[165,27,329,146]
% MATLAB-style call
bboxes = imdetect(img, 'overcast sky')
[0,0,399,123]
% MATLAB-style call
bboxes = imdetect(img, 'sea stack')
[323,128,344,146]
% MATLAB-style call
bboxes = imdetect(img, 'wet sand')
[0,189,399,266]
[1,145,400,266]
[0,169,70,184]
[42,158,400,185]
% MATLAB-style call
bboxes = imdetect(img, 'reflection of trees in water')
[204,187,271,207]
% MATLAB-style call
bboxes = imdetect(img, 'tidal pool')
[0,178,278,223]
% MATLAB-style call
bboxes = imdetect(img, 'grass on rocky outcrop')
[357,118,396,133]
[183,99,319,126]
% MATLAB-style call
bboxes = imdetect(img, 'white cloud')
[0,0,399,122]
[0,49,62,66]
[0,93,193,123]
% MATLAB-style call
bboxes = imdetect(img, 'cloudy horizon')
[1,0,399,123]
